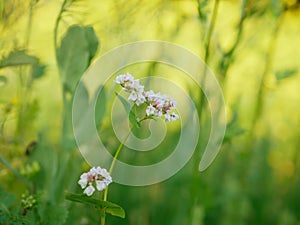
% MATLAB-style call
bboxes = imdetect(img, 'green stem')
[100,214,105,225]
[220,0,246,78]
[104,128,132,201]
[101,127,133,225]
[54,0,68,55]
[204,0,220,64]
[198,0,220,119]
[249,14,283,136]
[188,0,220,224]
[25,0,35,47]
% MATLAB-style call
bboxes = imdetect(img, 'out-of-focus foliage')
[0,0,300,224]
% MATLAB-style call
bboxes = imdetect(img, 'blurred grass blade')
[65,192,125,218]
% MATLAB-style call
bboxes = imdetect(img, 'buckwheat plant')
[67,73,178,225]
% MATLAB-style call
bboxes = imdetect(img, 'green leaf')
[56,25,99,93]
[32,63,46,79]
[115,92,141,128]
[0,50,39,68]
[0,50,46,81]
[271,0,281,17]
[83,26,99,62]
[275,69,297,80]
[65,192,125,218]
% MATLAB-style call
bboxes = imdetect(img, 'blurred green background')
[0,0,300,224]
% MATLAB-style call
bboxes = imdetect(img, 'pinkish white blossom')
[115,73,179,122]
[78,166,112,196]
[164,112,179,122]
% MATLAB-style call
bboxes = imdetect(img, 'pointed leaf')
[65,192,125,218]
[0,50,39,68]
[84,26,99,62]
[56,25,99,93]
[115,92,141,128]
[275,69,297,80]
[32,63,46,79]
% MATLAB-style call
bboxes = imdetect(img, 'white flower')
[146,105,156,116]
[128,91,138,101]
[165,112,179,122]
[135,95,146,105]
[78,173,88,189]
[99,168,112,183]
[115,73,134,85]
[89,167,99,176]
[78,166,112,196]
[144,90,155,98]
[96,180,107,191]
[115,73,179,123]
[83,184,95,196]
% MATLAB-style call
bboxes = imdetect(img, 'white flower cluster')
[78,167,112,196]
[115,73,179,122]
[115,73,145,106]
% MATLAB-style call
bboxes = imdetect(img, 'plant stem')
[220,0,246,78]
[198,0,220,119]
[101,127,133,225]
[204,0,220,64]
[54,0,68,54]
[188,0,220,224]
[100,209,106,225]
[249,13,283,136]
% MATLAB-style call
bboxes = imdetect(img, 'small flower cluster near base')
[115,73,179,122]
[78,167,112,196]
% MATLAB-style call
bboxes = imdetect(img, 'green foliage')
[0,50,38,68]
[57,25,99,94]
[0,50,46,81]
[56,25,99,151]
[65,192,125,219]
[275,69,297,81]
[115,92,141,128]
[0,186,16,223]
